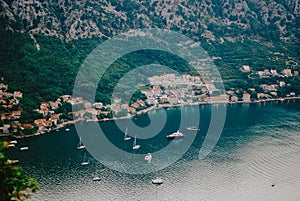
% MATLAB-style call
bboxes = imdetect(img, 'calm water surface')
[6,101,300,201]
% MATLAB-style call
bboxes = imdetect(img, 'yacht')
[8,144,15,148]
[65,128,70,132]
[144,153,152,162]
[9,140,17,144]
[152,177,163,185]
[166,130,184,139]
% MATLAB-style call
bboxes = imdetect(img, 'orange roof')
[37,123,44,128]
[23,124,33,128]
[35,118,46,123]
[41,107,48,112]
[44,120,52,126]
[52,113,60,118]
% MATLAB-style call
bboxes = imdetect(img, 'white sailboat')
[81,153,89,166]
[92,169,105,181]
[123,127,131,141]
[77,137,85,150]
[132,135,141,150]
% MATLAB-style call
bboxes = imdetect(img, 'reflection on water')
[5,101,300,201]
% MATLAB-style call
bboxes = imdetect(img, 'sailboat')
[92,169,105,181]
[123,127,131,141]
[77,137,85,150]
[81,153,89,166]
[132,135,141,150]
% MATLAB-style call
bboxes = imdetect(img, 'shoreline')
[2,96,299,139]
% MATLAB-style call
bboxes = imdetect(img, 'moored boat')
[81,153,89,165]
[132,135,141,150]
[123,127,131,141]
[92,176,101,181]
[152,177,163,185]
[187,126,200,131]
[77,137,85,150]
[166,130,184,139]
[144,153,152,162]
[20,146,29,151]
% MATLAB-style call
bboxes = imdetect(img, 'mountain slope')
[0,0,299,117]
[1,0,299,42]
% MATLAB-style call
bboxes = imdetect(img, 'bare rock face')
[0,0,299,42]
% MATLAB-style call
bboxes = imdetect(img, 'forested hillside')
[0,0,299,115]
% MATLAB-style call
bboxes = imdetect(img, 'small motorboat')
[145,153,152,162]
[20,147,29,151]
[81,161,89,166]
[152,177,163,185]
[187,126,200,131]
[92,176,101,181]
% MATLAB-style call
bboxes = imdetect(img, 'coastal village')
[0,65,299,137]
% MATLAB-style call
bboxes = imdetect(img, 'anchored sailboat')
[77,137,85,150]
[92,169,105,182]
[81,153,89,166]
[132,135,141,150]
[123,127,131,141]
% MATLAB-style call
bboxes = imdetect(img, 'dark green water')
[6,101,300,201]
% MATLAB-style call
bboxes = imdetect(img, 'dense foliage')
[0,141,39,201]
[0,13,299,121]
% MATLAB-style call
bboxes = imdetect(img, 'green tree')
[0,141,39,201]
